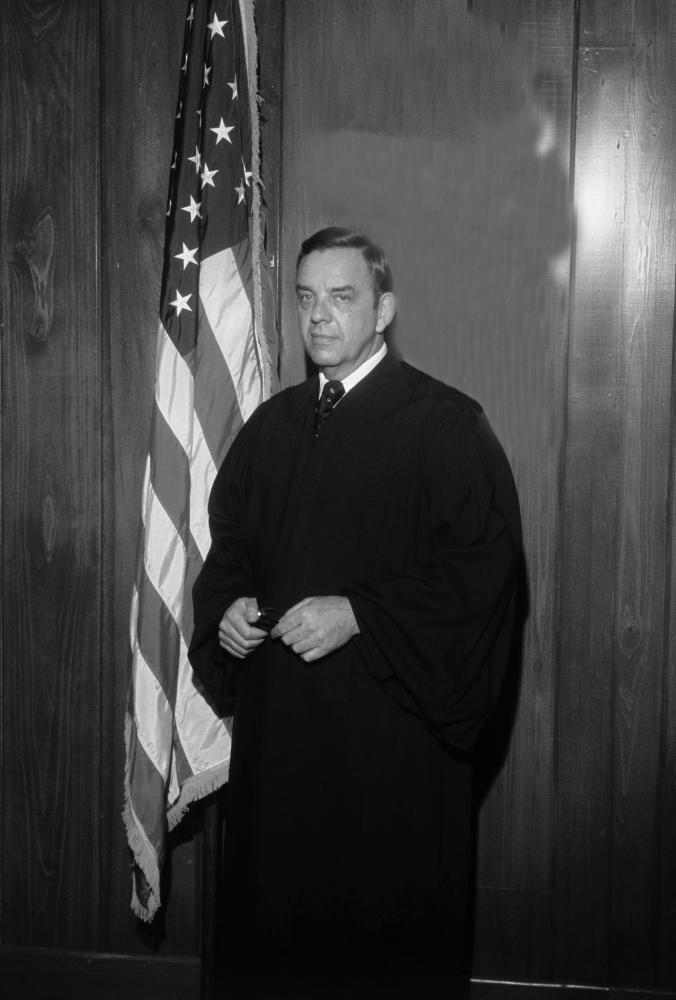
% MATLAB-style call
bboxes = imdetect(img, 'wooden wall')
[0,0,200,969]
[278,0,676,991]
[0,0,674,995]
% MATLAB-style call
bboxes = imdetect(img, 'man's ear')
[375,292,396,333]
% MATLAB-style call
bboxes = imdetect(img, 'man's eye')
[334,293,351,304]
[297,294,313,308]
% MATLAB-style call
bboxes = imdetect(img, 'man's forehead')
[296,247,370,286]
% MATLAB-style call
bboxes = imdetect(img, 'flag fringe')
[166,761,230,831]
[123,712,162,922]
[124,713,231,920]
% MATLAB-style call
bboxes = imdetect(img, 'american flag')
[124,0,276,921]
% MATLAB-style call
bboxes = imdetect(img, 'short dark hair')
[297,227,394,305]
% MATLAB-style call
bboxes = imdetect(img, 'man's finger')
[283,596,314,616]
[219,627,265,656]
[272,611,304,639]
[273,597,316,635]
[291,635,317,655]
[300,647,323,663]
[220,636,246,657]
[223,621,266,643]
[278,622,309,646]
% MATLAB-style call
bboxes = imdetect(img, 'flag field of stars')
[161,0,253,355]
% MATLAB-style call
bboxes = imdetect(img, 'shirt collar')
[318,342,388,398]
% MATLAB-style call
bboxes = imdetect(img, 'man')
[190,227,523,998]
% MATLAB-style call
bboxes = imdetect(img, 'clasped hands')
[218,595,359,663]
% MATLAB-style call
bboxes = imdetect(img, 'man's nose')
[310,295,330,323]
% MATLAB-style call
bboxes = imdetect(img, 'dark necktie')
[314,379,345,436]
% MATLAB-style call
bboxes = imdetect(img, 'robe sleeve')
[343,401,524,754]
[188,416,259,717]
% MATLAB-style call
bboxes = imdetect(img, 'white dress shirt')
[317,343,388,401]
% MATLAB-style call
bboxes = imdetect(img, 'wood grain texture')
[553,39,628,987]
[0,0,102,948]
[606,7,676,985]
[99,0,200,956]
[1,946,199,1000]
[663,326,676,984]
[554,0,676,986]
[579,0,662,46]
[468,6,574,980]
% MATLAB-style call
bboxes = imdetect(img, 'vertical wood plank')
[554,39,629,989]
[663,326,676,985]
[100,0,200,955]
[0,0,102,947]
[555,0,676,986]
[579,0,662,46]
[608,5,676,985]
[470,0,574,982]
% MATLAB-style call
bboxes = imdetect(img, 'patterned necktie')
[314,379,345,436]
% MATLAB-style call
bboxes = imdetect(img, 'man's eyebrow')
[295,283,357,293]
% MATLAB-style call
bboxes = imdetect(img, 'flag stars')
[188,145,202,174]
[201,162,219,188]
[235,181,246,204]
[204,63,212,87]
[211,118,234,144]
[182,52,189,74]
[228,79,238,100]
[186,3,194,25]
[176,100,182,119]
[207,13,228,38]
[175,243,199,270]
[181,195,202,222]
[170,290,192,316]
[242,159,252,187]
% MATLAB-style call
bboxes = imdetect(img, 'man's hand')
[270,596,359,662]
[218,597,267,659]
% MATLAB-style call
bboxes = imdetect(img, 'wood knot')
[42,477,56,562]
[619,614,642,656]
[16,207,56,342]
[18,0,63,40]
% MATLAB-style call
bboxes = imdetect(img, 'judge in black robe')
[189,228,523,998]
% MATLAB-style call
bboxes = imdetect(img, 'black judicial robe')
[190,354,522,996]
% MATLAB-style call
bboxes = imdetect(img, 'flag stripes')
[124,0,274,921]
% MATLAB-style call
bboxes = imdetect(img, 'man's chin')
[307,346,339,368]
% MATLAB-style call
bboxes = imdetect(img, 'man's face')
[295,248,392,380]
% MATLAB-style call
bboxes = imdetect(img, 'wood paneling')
[0,0,102,948]
[554,0,676,986]
[1,946,199,1000]
[1,0,675,991]
[470,0,574,982]
[663,383,676,984]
